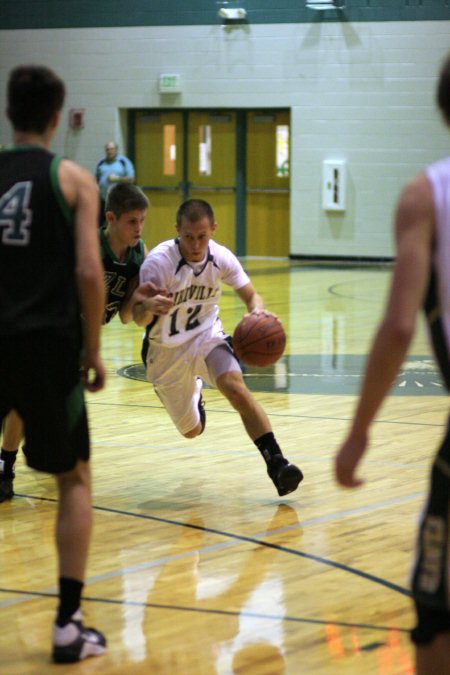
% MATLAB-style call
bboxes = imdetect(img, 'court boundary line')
[0,586,410,634]
[88,399,447,429]
[5,493,412,599]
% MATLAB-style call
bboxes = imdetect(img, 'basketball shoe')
[198,394,206,433]
[267,456,303,496]
[52,610,107,663]
[196,377,206,434]
[0,470,14,502]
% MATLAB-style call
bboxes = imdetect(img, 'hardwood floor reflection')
[1,260,439,674]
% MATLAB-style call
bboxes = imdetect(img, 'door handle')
[189,186,236,192]
[140,185,182,192]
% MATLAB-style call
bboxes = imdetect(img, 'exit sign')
[159,73,182,93]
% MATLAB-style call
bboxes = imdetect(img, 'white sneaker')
[52,609,107,663]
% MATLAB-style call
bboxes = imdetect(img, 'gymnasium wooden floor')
[1,259,445,674]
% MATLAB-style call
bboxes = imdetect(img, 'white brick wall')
[0,21,449,258]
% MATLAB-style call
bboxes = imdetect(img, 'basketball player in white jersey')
[334,51,450,674]
[133,199,303,497]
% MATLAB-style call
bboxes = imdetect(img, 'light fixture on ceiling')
[306,0,344,9]
[218,7,247,20]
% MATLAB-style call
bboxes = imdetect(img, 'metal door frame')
[128,108,289,257]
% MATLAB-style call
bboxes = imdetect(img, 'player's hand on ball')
[247,308,280,321]
[233,313,286,367]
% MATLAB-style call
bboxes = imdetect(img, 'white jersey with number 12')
[139,238,250,347]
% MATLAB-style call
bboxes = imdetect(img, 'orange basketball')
[232,313,286,367]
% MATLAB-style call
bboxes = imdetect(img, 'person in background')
[95,141,135,225]
[0,64,107,662]
[334,51,450,675]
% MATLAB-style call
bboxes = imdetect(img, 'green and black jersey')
[0,146,79,337]
[100,228,145,324]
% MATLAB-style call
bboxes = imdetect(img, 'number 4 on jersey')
[0,181,32,245]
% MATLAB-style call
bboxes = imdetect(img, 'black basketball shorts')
[0,333,90,474]
[410,422,450,644]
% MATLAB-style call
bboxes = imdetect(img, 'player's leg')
[412,598,450,675]
[55,459,91,599]
[207,346,303,496]
[146,341,205,438]
[154,376,204,438]
[415,626,450,674]
[20,335,106,663]
[0,410,23,502]
[52,459,106,663]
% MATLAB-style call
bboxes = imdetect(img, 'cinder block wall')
[0,3,448,258]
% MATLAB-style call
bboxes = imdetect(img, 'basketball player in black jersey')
[0,181,155,501]
[334,52,450,674]
[0,65,107,662]
[101,182,154,325]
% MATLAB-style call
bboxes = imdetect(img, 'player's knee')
[182,423,202,439]
[56,459,91,488]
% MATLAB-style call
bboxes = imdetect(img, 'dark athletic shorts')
[0,333,90,474]
[410,420,450,644]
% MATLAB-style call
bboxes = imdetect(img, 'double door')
[131,109,290,256]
